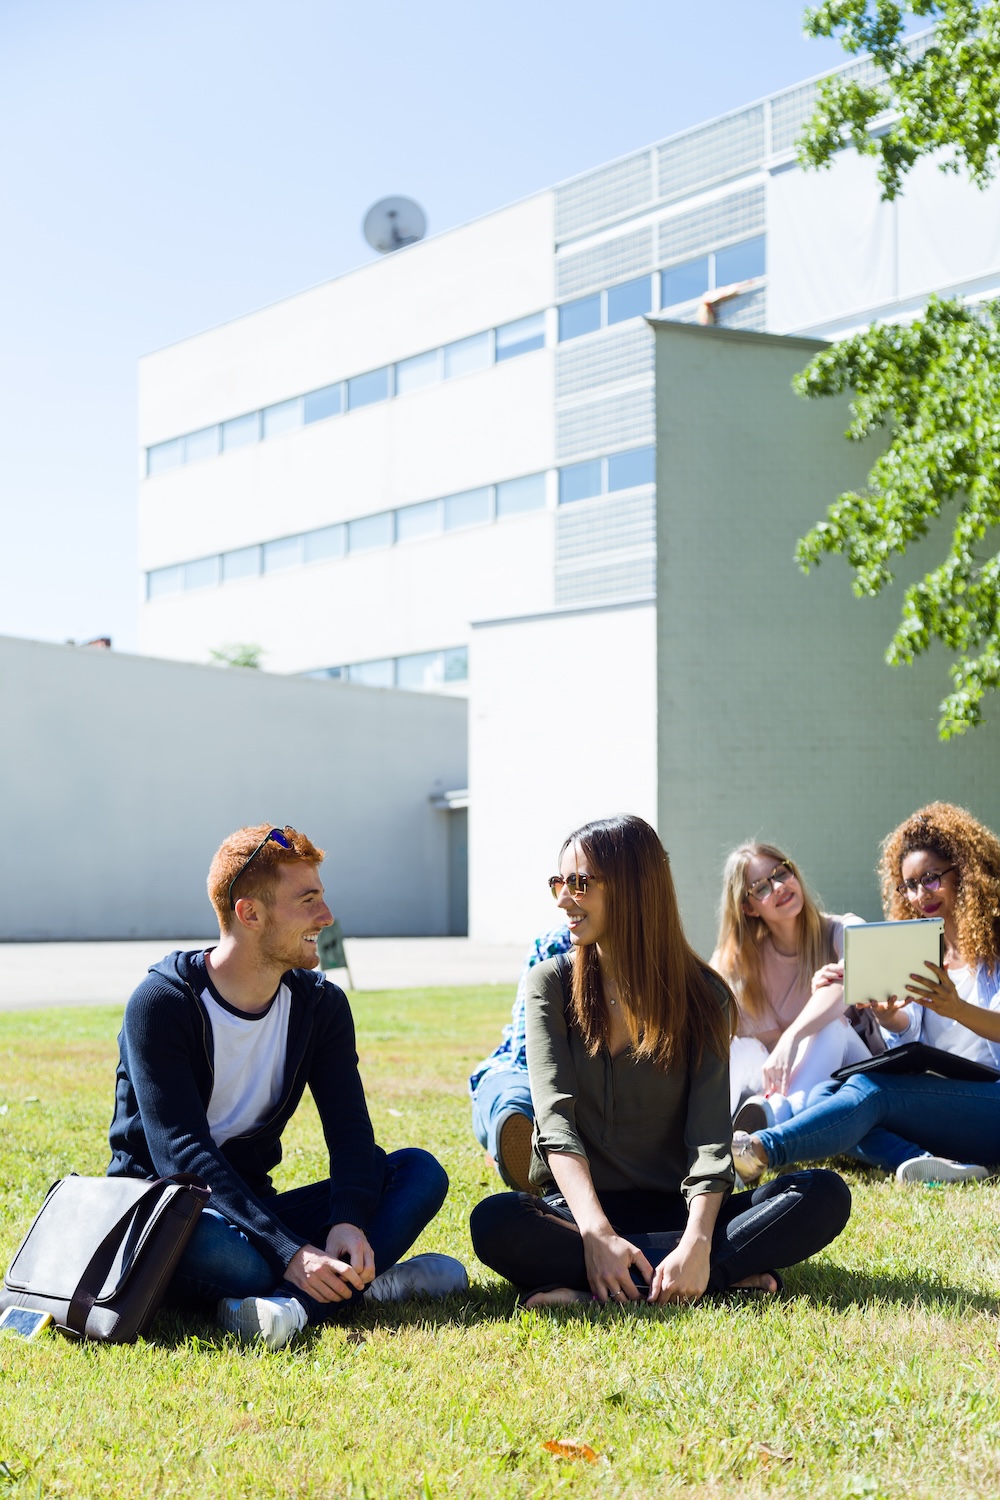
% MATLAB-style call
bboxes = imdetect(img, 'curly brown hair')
[879,802,1000,970]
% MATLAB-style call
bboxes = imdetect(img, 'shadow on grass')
[141,1268,999,1351]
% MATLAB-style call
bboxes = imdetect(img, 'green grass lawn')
[1,989,999,1499]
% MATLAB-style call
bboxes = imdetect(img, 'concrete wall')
[1,635,466,940]
[468,601,657,944]
[654,321,1000,955]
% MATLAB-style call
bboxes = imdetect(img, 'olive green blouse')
[525,954,735,1202]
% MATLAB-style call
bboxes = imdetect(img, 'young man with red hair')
[108,824,465,1349]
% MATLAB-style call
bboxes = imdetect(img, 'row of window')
[145,443,656,600]
[304,646,469,693]
[145,312,547,477]
[557,236,766,341]
[146,472,548,599]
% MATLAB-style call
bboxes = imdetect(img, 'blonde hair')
[711,841,834,1024]
[879,802,1000,972]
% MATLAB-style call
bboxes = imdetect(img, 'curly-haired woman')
[732,802,1000,1186]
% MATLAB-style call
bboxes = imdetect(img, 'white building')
[137,40,1000,945]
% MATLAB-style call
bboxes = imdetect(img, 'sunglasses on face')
[228,826,293,909]
[548,873,600,900]
[896,865,957,897]
[745,863,796,905]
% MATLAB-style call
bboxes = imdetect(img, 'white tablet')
[842,919,945,1009]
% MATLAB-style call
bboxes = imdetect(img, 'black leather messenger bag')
[1,1173,210,1343]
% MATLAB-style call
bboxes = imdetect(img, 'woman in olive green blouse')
[469,815,851,1307]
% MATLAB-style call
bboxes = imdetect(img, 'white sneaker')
[895,1156,990,1185]
[217,1294,308,1350]
[364,1253,469,1304]
[732,1095,773,1133]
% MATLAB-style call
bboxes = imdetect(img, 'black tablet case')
[832,1041,1000,1084]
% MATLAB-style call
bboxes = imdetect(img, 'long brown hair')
[711,842,833,1023]
[564,814,732,1070]
[879,802,1000,971]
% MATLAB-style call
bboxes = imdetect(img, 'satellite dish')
[363,197,427,255]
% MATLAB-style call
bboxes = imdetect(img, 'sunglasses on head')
[228,827,293,910]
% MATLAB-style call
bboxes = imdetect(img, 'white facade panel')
[468,603,657,945]
[896,154,1000,300]
[138,350,554,569]
[766,150,896,334]
[139,507,555,674]
[138,193,555,445]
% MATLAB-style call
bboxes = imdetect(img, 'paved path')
[0,937,524,1011]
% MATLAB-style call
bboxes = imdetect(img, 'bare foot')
[730,1272,780,1295]
[523,1287,592,1308]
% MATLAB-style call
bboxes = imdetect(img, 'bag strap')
[65,1176,210,1337]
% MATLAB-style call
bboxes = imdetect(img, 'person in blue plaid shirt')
[469,924,571,1191]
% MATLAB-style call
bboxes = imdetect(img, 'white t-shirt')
[201,980,291,1146]
[891,962,1000,1068]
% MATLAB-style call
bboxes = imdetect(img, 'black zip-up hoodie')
[107,950,387,1277]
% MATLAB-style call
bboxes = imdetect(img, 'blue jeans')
[169,1147,448,1325]
[758,1073,1000,1174]
[471,1067,533,1183]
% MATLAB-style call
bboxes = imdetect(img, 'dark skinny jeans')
[470,1169,851,1297]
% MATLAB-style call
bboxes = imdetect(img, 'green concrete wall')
[654,321,1000,954]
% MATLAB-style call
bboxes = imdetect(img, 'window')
[184,556,219,590]
[444,487,492,530]
[558,295,601,342]
[348,659,394,688]
[303,665,345,681]
[348,367,391,409]
[262,398,303,440]
[396,498,443,542]
[496,472,546,518]
[444,332,491,379]
[660,256,710,308]
[607,445,655,491]
[607,276,652,326]
[559,459,602,505]
[396,650,445,692]
[496,312,545,361]
[304,524,346,563]
[147,438,183,477]
[395,349,441,395]
[348,511,394,552]
[184,426,219,463]
[443,645,469,682]
[303,384,342,424]
[715,234,766,286]
[147,564,183,598]
[221,412,259,451]
[222,545,261,582]
[263,535,303,572]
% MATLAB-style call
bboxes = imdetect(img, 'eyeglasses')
[896,865,957,897]
[228,826,293,909]
[745,863,796,904]
[548,873,600,900]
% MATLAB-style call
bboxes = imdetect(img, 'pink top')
[736,913,862,1049]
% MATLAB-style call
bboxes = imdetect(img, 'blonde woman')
[712,843,873,1130]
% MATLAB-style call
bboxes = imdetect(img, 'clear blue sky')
[0,0,854,652]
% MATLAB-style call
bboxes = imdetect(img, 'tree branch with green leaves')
[795,296,1000,738]
[799,1,1000,200]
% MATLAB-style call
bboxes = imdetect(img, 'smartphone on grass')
[0,1306,54,1340]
